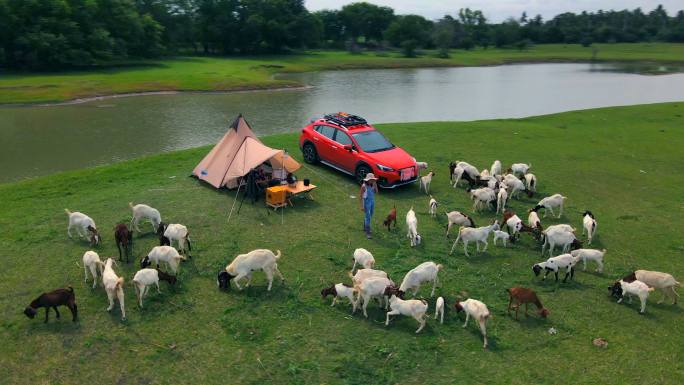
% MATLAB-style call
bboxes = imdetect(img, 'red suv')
[299,113,418,188]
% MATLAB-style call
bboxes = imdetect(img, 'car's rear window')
[315,125,335,140]
[352,131,394,153]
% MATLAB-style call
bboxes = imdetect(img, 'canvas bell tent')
[192,115,300,189]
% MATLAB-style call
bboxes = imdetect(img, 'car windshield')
[352,130,394,153]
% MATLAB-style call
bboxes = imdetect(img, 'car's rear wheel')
[355,164,372,184]
[302,143,319,164]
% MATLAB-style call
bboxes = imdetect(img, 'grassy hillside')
[1,103,683,384]
[1,43,683,104]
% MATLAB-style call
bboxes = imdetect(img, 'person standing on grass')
[359,173,379,239]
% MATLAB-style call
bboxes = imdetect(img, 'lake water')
[2,62,684,183]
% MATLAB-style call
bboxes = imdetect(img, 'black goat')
[24,286,78,323]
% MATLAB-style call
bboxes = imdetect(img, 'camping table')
[285,181,316,205]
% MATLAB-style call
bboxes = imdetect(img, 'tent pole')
[227,183,242,223]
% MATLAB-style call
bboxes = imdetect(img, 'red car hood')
[364,146,416,170]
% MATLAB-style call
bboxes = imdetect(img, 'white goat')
[496,184,508,214]
[434,296,445,324]
[524,173,537,194]
[385,294,429,333]
[142,246,186,274]
[582,211,597,244]
[570,248,606,273]
[163,223,191,256]
[451,221,500,256]
[350,268,390,285]
[535,194,567,218]
[455,298,491,348]
[399,261,443,297]
[406,207,421,247]
[132,268,176,308]
[82,250,104,289]
[419,171,435,194]
[428,196,438,217]
[65,209,100,245]
[541,227,581,257]
[503,174,526,199]
[505,213,524,239]
[102,258,126,320]
[490,160,502,176]
[528,209,542,230]
[322,283,357,307]
[469,187,496,211]
[222,249,284,291]
[129,202,162,233]
[509,163,531,175]
[415,161,428,170]
[351,248,375,273]
[629,270,681,304]
[353,277,393,317]
[492,230,510,247]
[533,253,580,282]
[445,210,475,237]
[616,280,654,314]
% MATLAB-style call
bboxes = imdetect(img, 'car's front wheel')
[355,164,372,184]
[302,143,319,164]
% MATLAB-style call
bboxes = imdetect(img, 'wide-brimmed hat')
[363,173,378,182]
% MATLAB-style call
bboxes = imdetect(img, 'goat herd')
[23,160,681,350]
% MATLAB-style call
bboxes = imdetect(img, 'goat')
[82,250,104,289]
[503,210,533,242]
[132,268,177,308]
[157,222,170,246]
[419,171,435,194]
[218,249,283,291]
[352,277,394,317]
[24,287,78,323]
[65,209,100,246]
[163,223,192,258]
[508,163,531,176]
[570,248,607,273]
[468,187,496,211]
[141,245,186,275]
[398,261,443,297]
[622,270,680,304]
[383,205,397,231]
[609,280,654,314]
[445,210,475,238]
[435,296,445,324]
[351,248,375,273]
[102,258,126,320]
[490,160,502,176]
[321,283,357,307]
[114,223,133,263]
[533,253,580,282]
[350,268,390,286]
[384,292,429,333]
[503,174,526,199]
[451,221,499,256]
[455,298,490,348]
[506,287,549,320]
[129,202,162,234]
[541,227,582,257]
[582,211,597,245]
[492,230,510,247]
[533,194,567,218]
[450,161,482,188]
[406,207,421,247]
[496,183,508,214]
[428,196,438,217]
[523,173,537,196]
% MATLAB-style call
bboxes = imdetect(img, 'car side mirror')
[344,144,353,152]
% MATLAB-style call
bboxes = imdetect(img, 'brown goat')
[383,206,397,231]
[506,287,549,320]
[114,224,133,263]
[24,286,78,323]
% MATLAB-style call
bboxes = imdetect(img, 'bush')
[581,36,593,47]
[400,39,418,57]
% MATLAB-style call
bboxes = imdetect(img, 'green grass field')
[1,103,683,384]
[1,43,683,104]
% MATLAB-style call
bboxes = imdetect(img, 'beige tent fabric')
[192,115,301,189]
[269,151,301,173]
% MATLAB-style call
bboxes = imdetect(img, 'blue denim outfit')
[363,184,375,232]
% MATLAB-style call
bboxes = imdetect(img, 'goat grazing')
[163,223,192,257]
[468,187,496,211]
[622,270,680,304]
[321,283,357,307]
[132,268,177,308]
[445,210,475,237]
[385,292,429,333]
[429,196,438,217]
[533,194,567,218]
[383,206,397,231]
[570,248,607,273]
[24,287,78,323]
[350,268,390,286]
[582,211,597,244]
[157,222,170,246]
[406,207,421,247]
[351,248,375,273]
[455,298,490,348]
[523,173,537,196]
[451,221,500,256]
[507,287,549,320]
[533,253,580,282]
[65,209,100,245]
[82,250,104,289]
[490,160,502,176]
[503,174,526,199]
[492,230,510,247]
[419,171,435,194]
[141,246,186,275]
[508,163,531,176]
[496,184,508,214]
[398,261,443,297]
[114,223,133,262]
[541,227,582,256]
[353,277,394,317]
[102,258,126,320]
[129,202,162,233]
[218,249,283,291]
[609,280,654,314]
[435,296,445,324]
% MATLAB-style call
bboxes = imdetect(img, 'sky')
[305,0,684,22]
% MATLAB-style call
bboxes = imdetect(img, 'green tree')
[338,2,394,43]
[432,17,455,57]
[384,14,433,56]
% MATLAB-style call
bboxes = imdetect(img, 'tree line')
[1,0,683,70]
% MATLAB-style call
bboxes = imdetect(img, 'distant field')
[0,103,682,384]
[1,43,683,104]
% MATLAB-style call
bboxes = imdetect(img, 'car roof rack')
[323,112,368,128]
